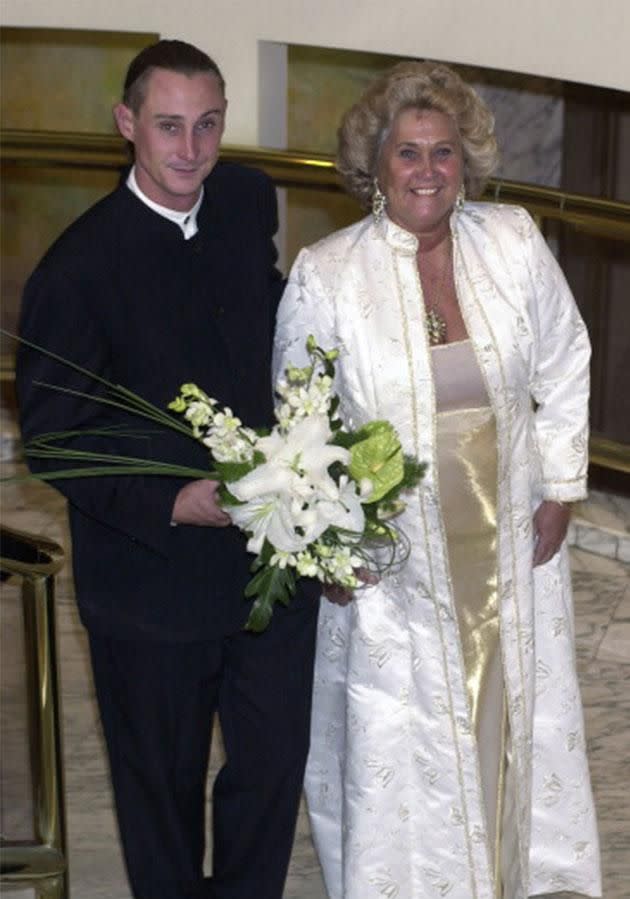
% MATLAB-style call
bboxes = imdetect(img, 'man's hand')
[171,480,232,527]
[533,500,570,567]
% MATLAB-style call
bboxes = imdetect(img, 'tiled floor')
[1,472,629,899]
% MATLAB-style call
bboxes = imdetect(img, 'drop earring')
[372,179,387,222]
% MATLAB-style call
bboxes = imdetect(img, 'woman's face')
[376,107,464,239]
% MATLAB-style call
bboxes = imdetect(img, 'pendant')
[426,308,447,345]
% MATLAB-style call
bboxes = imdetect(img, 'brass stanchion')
[1,526,69,899]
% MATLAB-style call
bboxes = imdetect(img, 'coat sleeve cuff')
[541,479,588,503]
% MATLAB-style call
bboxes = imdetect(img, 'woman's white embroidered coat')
[273,203,601,899]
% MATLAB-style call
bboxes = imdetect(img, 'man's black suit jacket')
[17,162,294,640]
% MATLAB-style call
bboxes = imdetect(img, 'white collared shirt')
[126,167,203,240]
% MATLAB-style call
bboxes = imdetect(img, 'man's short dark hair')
[123,39,225,113]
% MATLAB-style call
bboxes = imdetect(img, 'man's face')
[114,67,226,211]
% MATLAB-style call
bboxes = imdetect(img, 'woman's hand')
[532,500,570,567]
[323,567,379,605]
[323,583,355,606]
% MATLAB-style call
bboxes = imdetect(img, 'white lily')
[311,475,365,536]
[227,415,352,554]
[228,415,349,504]
[229,493,312,554]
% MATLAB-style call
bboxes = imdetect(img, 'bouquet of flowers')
[11,334,425,631]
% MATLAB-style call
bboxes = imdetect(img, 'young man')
[17,40,318,899]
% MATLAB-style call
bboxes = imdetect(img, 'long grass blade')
[4,329,194,437]
[31,380,192,437]
[7,464,217,482]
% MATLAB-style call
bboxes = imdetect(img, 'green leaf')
[217,484,240,506]
[332,429,360,449]
[244,559,296,632]
[214,459,257,483]
[401,456,427,490]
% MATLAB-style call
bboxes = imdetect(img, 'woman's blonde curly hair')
[337,61,499,208]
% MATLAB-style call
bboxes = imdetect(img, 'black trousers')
[89,600,318,899]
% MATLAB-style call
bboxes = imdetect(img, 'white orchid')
[318,544,363,587]
[184,400,214,433]
[275,369,335,429]
[269,550,296,570]
[295,550,321,578]
[211,408,243,435]
[203,429,256,464]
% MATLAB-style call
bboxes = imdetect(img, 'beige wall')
[2,0,630,146]
[1,28,155,132]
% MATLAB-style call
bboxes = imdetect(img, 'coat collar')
[375,208,462,256]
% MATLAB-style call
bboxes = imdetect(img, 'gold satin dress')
[432,339,506,886]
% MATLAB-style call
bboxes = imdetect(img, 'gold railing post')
[0,526,69,899]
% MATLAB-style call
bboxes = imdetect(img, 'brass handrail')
[2,128,629,474]
[0,526,69,899]
[2,128,630,241]
[589,436,630,475]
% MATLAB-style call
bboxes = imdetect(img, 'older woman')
[274,62,602,899]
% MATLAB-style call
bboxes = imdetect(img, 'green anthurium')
[348,420,404,503]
